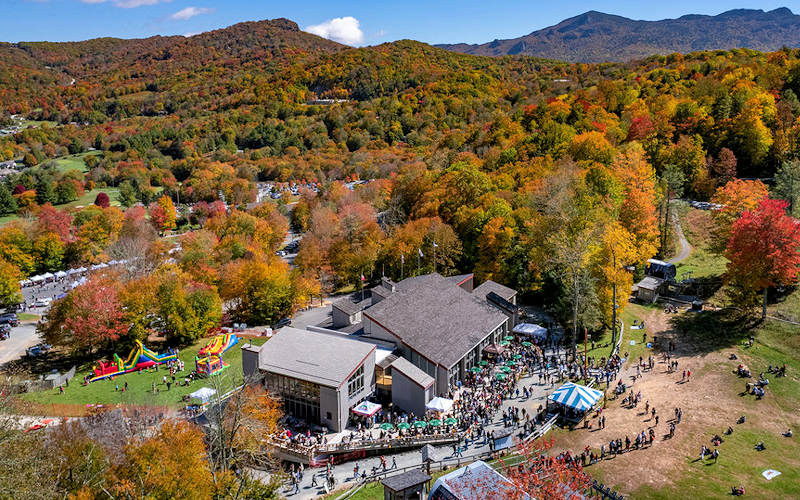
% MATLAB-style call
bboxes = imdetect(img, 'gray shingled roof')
[381,469,431,492]
[390,356,435,389]
[332,297,370,315]
[257,327,375,388]
[473,280,517,302]
[363,274,508,369]
[445,273,473,286]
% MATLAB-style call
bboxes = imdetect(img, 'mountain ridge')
[437,8,800,62]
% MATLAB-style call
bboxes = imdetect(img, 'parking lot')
[0,322,40,366]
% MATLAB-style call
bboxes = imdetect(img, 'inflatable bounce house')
[89,340,178,382]
[195,333,239,377]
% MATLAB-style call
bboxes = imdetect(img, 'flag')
[418,248,424,257]
[400,253,404,264]
[360,274,365,281]
[433,241,438,248]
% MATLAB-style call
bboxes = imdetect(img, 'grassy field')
[0,188,121,227]
[674,205,727,279]
[50,151,102,173]
[19,336,268,412]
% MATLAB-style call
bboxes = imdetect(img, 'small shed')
[635,276,663,303]
[380,468,431,500]
[390,357,435,416]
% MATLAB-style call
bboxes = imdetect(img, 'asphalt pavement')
[0,322,40,366]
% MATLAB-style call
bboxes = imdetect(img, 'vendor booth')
[188,387,217,413]
[547,382,603,422]
[512,323,548,341]
[351,400,382,426]
[425,396,454,414]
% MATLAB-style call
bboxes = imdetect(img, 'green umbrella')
[506,361,516,367]
[521,341,532,347]
[504,335,514,341]
[470,366,482,373]
[380,423,395,431]
[444,417,458,426]
[479,360,489,366]
[499,366,511,373]
[495,373,507,381]
[413,420,428,428]
[429,419,442,427]
[499,340,510,347]
[513,354,523,360]
[397,422,411,430]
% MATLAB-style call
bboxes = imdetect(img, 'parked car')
[0,324,10,340]
[33,297,52,308]
[26,343,51,357]
[0,313,18,327]
[273,318,292,329]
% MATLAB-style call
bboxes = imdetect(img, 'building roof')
[332,296,369,316]
[363,273,508,369]
[446,273,473,286]
[381,469,432,492]
[390,356,435,389]
[257,327,375,388]
[430,461,528,500]
[473,280,517,302]
[636,276,663,291]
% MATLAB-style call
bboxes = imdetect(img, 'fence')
[43,365,76,389]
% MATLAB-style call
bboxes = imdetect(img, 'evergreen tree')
[35,175,56,205]
[0,183,17,215]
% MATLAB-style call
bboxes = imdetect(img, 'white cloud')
[305,16,363,46]
[182,32,200,37]
[170,6,212,20]
[80,0,108,4]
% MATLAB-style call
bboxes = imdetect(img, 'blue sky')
[5,1,800,45]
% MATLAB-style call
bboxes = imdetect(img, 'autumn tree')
[220,256,294,326]
[500,438,590,500]
[725,199,800,319]
[39,277,128,355]
[0,259,22,308]
[611,145,659,263]
[93,191,110,208]
[109,420,214,500]
[154,266,222,345]
[710,179,769,253]
[149,195,177,234]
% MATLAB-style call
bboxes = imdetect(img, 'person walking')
[713,449,719,463]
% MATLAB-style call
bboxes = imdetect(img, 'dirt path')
[668,210,692,264]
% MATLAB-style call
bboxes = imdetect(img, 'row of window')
[348,365,364,399]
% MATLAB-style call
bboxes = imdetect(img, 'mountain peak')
[437,8,800,62]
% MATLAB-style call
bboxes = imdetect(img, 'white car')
[33,297,52,308]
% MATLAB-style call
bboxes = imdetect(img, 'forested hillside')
[2,18,800,337]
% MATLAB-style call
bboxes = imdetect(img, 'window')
[326,412,332,420]
[348,365,364,398]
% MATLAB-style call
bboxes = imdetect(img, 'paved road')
[668,211,692,264]
[0,322,40,366]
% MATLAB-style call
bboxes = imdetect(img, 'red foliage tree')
[36,203,73,242]
[58,278,128,354]
[12,184,26,195]
[725,198,800,319]
[94,192,111,208]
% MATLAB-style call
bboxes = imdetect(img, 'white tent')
[30,275,45,283]
[41,272,55,281]
[189,387,217,403]
[513,323,548,340]
[425,397,454,413]
[54,271,67,279]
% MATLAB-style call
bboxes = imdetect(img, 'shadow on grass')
[682,276,724,301]
[669,310,759,354]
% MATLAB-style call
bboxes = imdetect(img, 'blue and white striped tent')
[548,382,603,412]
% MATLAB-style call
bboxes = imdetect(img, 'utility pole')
[611,248,618,347]
[584,327,589,385]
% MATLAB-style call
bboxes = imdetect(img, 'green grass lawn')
[674,205,727,279]
[16,313,40,322]
[1,188,121,228]
[50,151,102,173]
[20,336,268,412]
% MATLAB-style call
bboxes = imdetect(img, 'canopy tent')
[425,397,454,413]
[189,387,217,403]
[513,323,548,340]
[41,272,55,281]
[483,344,505,355]
[351,400,382,417]
[30,275,45,283]
[54,271,67,279]
[548,382,603,412]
